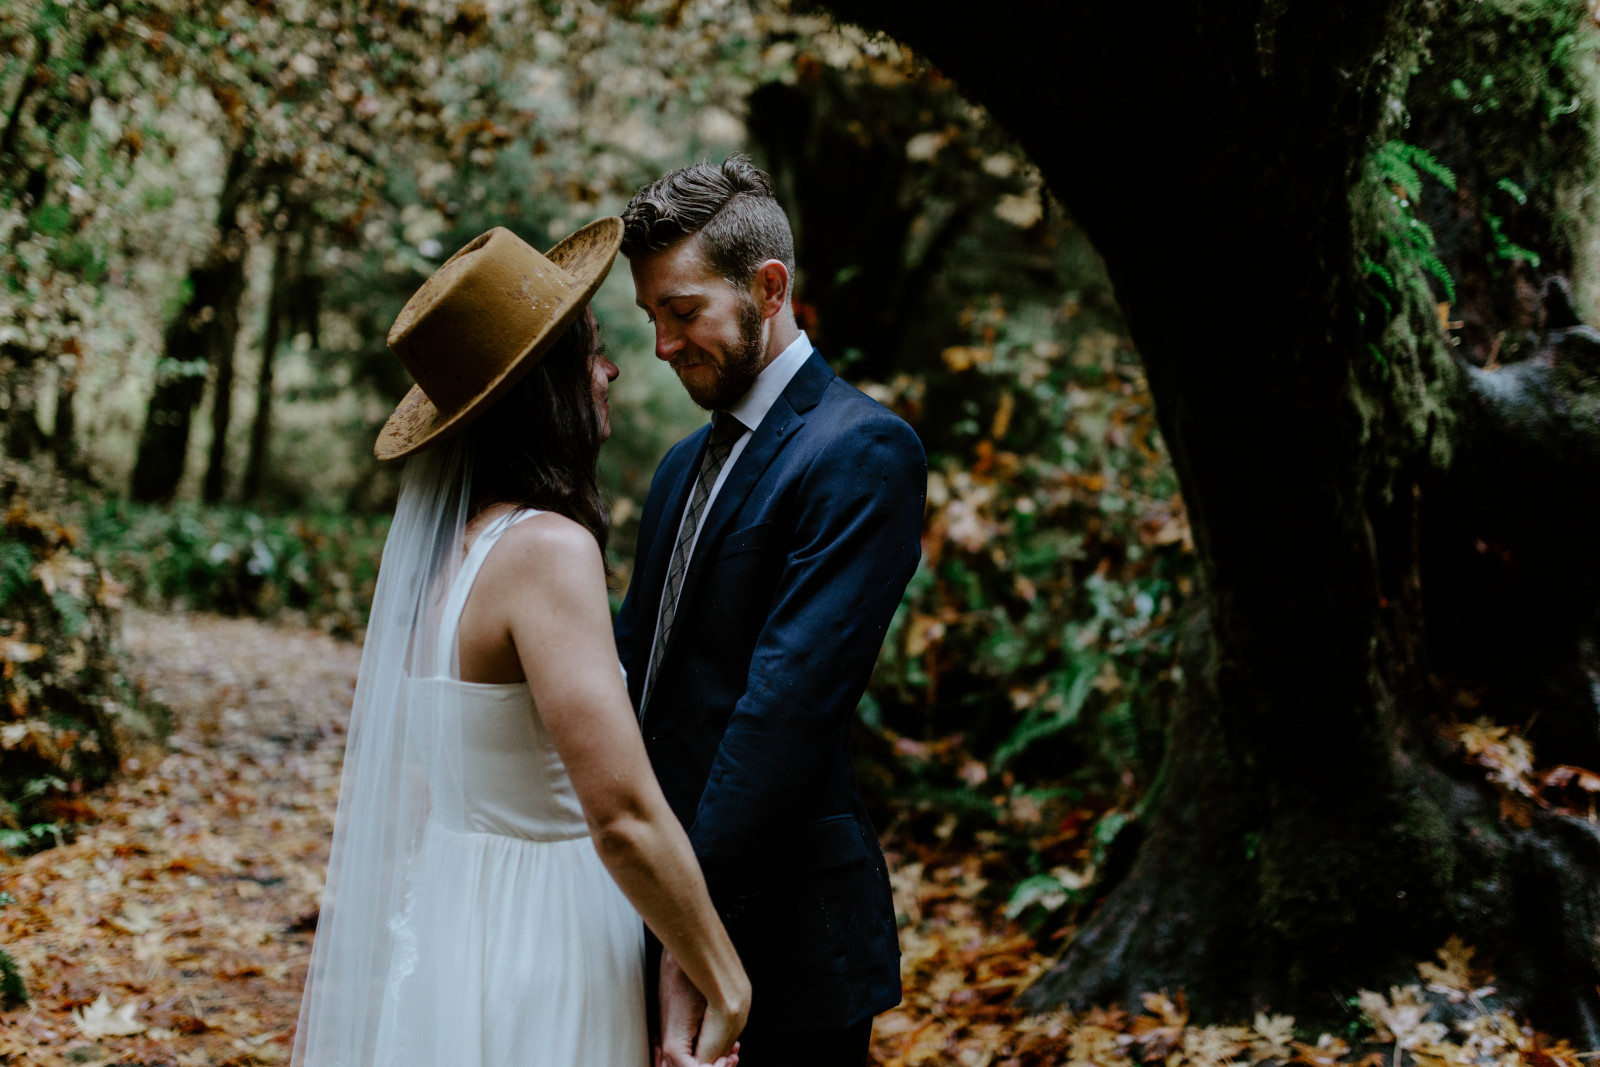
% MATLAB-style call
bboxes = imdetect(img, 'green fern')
[1362,255,1396,292]
[0,543,33,609]
[1367,343,1390,378]
[1364,140,1458,327]
[991,659,1098,771]
[1485,179,1542,268]
[1371,140,1458,199]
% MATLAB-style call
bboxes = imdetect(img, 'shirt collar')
[725,331,814,433]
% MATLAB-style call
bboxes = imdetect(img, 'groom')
[614,155,926,1066]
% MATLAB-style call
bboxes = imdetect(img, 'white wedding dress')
[369,507,648,1065]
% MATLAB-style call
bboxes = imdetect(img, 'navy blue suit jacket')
[615,348,926,1037]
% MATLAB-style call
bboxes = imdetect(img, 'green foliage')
[861,293,1191,795]
[1372,140,1459,201]
[1005,872,1081,922]
[0,462,135,855]
[86,503,390,636]
[27,204,72,238]
[1002,805,1130,927]
[0,943,24,1009]
[989,654,1098,771]
[1365,140,1457,309]
[0,543,34,608]
[1357,0,1598,389]
[0,820,61,852]
[1422,0,1594,151]
[1484,179,1541,269]
[1401,0,1598,298]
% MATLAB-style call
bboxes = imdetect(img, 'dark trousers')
[734,1019,873,1067]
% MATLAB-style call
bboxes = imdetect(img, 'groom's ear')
[751,259,791,321]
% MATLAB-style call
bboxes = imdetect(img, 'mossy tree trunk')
[130,144,254,504]
[825,0,1600,1039]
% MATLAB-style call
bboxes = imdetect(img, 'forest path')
[0,611,359,1064]
[0,611,1075,1066]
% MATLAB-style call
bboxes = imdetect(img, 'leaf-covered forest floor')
[0,613,1589,1067]
[0,613,355,1064]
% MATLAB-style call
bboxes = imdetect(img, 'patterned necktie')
[640,411,745,718]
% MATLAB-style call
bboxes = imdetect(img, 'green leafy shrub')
[0,461,145,857]
[858,293,1193,803]
[86,503,390,637]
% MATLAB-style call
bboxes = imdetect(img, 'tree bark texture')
[201,321,237,504]
[822,0,1600,1039]
[242,217,318,503]
[51,349,79,475]
[242,228,289,503]
[130,146,253,503]
[2,359,44,461]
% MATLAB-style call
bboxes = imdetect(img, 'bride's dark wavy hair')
[465,307,609,555]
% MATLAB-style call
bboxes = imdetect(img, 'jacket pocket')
[713,520,779,562]
[798,813,872,872]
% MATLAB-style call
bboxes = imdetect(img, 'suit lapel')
[655,350,836,673]
[629,426,709,709]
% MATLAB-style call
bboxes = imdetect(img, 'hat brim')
[373,217,623,462]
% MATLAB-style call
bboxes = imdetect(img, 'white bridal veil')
[291,438,472,1067]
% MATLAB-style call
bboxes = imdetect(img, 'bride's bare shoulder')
[479,510,605,593]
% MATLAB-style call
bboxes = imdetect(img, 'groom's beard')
[674,294,766,411]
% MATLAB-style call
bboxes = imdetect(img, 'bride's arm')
[479,514,750,1057]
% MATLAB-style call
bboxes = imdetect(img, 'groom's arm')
[686,410,926,917]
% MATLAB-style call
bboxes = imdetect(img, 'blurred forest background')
[4,0,1600,1058]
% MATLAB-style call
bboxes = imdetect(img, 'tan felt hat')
[373,217,622,462]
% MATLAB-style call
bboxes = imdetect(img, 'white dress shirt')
[642,331,815,694]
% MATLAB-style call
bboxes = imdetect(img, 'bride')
[291,220,749,1067]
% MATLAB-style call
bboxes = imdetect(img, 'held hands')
[656,951,747,1067]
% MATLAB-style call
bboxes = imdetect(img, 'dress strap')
[434,508,544,672]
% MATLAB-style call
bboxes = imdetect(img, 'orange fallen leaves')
[1417,936,1495,1003]
[1459,719,1538,798]
[1455,718,1600,818]
[0,612,359,1065]
[872,817,1589,1067]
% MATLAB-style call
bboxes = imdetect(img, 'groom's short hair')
[620,155,796,288]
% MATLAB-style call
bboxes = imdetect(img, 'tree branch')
[0,33,49,171]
